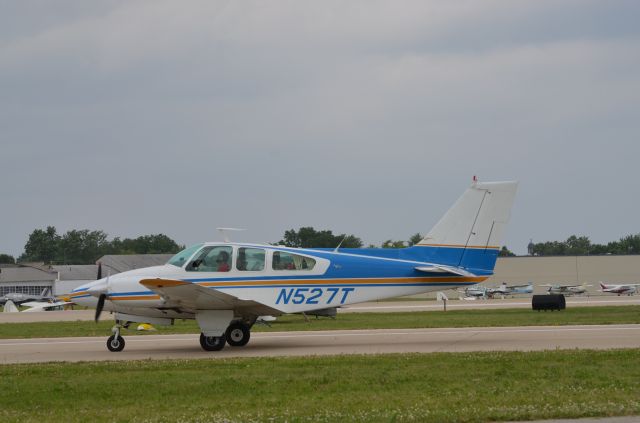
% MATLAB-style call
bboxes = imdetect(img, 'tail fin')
[408,180,518,274]
[3,300,19,313]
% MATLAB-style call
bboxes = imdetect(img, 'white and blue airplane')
[71,180,518,352]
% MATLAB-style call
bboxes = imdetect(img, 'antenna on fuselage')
[216,227,246,242]
[333,236,347,253]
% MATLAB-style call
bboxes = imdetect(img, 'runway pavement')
[341,295,640,312]
[1,295,638,323]
[1,324,638,364]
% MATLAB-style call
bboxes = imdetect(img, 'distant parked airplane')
[458,284,489,300]
[489,282,533,297]
[599,282,639,296]
[2,299,73,313]
[541,283,591,296]
[459,282,532,300]
[0,287,55,306]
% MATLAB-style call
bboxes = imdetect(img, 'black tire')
[107,335,125,352]
[225,322,251,347]
[199,333,226,351]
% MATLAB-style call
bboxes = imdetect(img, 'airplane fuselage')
[72,244,488,320]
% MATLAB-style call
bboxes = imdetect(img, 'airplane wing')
[414,264,477,277]
[139,279,281,316]
[541,284,579,288]
[21,301,74,312]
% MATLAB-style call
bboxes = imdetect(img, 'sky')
[1,0,639,258]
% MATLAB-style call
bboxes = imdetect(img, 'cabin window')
[186,246,232,272]
[167,243,204,268]
[272,251,315,271]
[236,248,265,271]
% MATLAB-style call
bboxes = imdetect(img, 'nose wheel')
[106,322,127,352]
[107,334,125,352]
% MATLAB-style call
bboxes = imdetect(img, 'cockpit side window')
[186,246,232,272]
[237,248,265,271]
[272,251,315,271]
[167,243,204,268]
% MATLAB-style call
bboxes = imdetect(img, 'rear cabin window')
[272,251,315,271]
[186,246,232,272]
[237,248,265,271]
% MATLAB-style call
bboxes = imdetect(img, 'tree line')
[2,226,639,265]
[1,226,183,265]
[529,234,640,256]
[276,227,424,250]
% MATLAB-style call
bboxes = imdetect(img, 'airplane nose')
[87,279,109,297]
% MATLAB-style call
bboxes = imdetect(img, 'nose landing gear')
[106,321,128,352]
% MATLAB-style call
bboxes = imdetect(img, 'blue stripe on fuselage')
[315,246,499,275]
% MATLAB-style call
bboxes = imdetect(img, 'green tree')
[530,234,640,256]
[499,246,515,257]
[278,227,362,248]
[57,229,110,264]
[565,235,591,255]
[382,240,406,248]
[20,227,182,265]
[22,226,60,263]
[112,234,182,254]
[408,233,423,247]
[615,234,640,254]
[0,254,15,264]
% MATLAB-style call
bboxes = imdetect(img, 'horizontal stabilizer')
[414,265,477,277]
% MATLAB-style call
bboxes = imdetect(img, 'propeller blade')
[97,262,102,280]
[94,293,106,322]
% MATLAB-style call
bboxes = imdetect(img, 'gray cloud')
[1,1,639,257]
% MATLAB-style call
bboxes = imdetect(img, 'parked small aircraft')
[599,282,638,296]
[458,284,489,300]
[71,179,517,352]
[0,287,55,306]
[2,299,73,313]
[460,282,533,300]
[488,282,533,297]
[541,283,591,296]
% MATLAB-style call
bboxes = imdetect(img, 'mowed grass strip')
[0,305,639,339]
[0,350,639,422]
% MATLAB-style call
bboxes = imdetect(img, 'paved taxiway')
[342,295,640,313]
[1,324,638,364]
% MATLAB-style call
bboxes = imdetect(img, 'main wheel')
[225,322,251,347]
[199,333,226,351]
[107,335,125,352]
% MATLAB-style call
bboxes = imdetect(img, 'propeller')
[95,293,106,322]
[90,262,109,322]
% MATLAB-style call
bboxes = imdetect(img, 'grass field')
[0,349,638,422]
[0,305,638,339]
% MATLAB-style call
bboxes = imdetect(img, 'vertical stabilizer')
[3,300,19,313]
[409,180,518,273]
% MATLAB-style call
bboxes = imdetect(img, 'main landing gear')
[199,321,252,352]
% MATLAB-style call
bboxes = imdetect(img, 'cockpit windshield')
[167,243,204,268]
